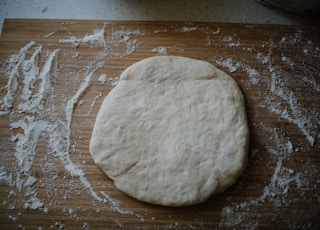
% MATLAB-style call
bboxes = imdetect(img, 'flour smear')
[0,25,144,229]
[0,23,319,229]
[216,30,320,229]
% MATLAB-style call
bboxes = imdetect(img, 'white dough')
[89,56,249,206]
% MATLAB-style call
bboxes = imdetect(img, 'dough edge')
[90,56,249,206]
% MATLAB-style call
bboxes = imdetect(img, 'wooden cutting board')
[0,19,319,229]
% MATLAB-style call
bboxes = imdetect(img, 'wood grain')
[0,19,319,229]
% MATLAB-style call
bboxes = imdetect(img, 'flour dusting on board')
[217,30,320,228]
[151,46,168,54]
[111,28,146,56]
[0,25,145,228]
[59,27,106,48]
[1,23,319,229]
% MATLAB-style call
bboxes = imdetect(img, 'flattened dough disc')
[90,56,249,206]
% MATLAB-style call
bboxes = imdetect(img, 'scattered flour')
[0,24,319,229]
[221,156,309,228]
[85,92,103,118]
[151,46,168,54]
[215,58,240,73]
[153,28,168,33]
[178,26,197,32]
[0,25,145,228]
[111,28,145,56]
[59,26,106,48]
[1,41,36,111]
[108,77,119,86]
[98,74,107,84]
[72,52,80,59]
[215,58,260,84]
[258,39,318,146]
[100,191,144,221]
[44,31,56,38]
[219,31,319,228]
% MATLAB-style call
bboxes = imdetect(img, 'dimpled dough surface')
[89,56,249,206]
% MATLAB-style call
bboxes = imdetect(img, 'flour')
[242,64,260,85]
[112,28,146,38]
[100,191,144,222]
[59,27,106,48]
[111,28,145,56]
[0,41,63,212]
[1,41,36,111]
[218,32,319,228]
[178,26,197,32]
[221,35,241,47]
[0,23,319,229]
[215,38,317,147]
[153,28,168,33]
[267,59,317,146]
[280,30,303,45]
[0,25,151,228]
[215,58,260,84]
[151,46,168,54]
[221,152,309,228]
[215,58,240,73]
[281,56,294,68]
[98,74,107,84]
[108,77,119,86]
[85,92,103,118]
[44,31,55,38]
[12,118,47,172]
[72,52,80,59]
[18,48,60,113]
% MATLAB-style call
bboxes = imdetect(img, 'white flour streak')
[215,58,260,84]
[153,28,168,33]
[98,74,107,84]
[101,191,144,222]
[215,58,240,73]
[221,156,307,227]
[65,70,95,127]
[220,32,319,228]
[111,28,145,56]
[242,64,260,85]
[20,46,42,101]
[0,46,62,212]
[255,39,318,146]
[108,77,119,87]
[301,75,320,92]
[281,56,294,68]
[18,49,60,113]
[112,28,145,38]
[85,92,102,118]
[58,69,107,202]
[59,27,106,48]
[44,31,56,38]
[72,52,80,59]
[1,41,36,111]
[178,26,197,32]
[256,52,270,64]
[268,66,315,146]
[11,118,47,173]
[0,24,150,227]
[0,41,107,210]
[151,46,168,54]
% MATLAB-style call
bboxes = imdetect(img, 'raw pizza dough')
[90,56,249,206]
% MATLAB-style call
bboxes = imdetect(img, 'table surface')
[0,19,319,229]
[1,0,320,34]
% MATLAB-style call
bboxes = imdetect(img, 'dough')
[90,56,249,206]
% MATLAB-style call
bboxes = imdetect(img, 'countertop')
[0,19,319,229]
[1,0,320,35]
